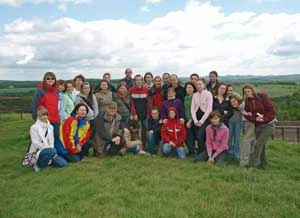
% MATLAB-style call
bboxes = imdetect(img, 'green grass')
[0,115,300,218]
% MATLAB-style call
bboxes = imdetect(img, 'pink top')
[191,90,213,124]
[206,124,229,158]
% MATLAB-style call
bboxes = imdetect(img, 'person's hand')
[195,120,203,127]
[112,136,121,145]
[76,144,82,152]
[208,157,214,164]
[133,115,138,121]
[159,119,163,124]
[186,120,192,128]
[148,130,154,134]
[179,118,185,124]
[163,119,168,124]
[224,110,228,115]
[256,116,264,122]
[170,142,176,147]
[130,115,134,120]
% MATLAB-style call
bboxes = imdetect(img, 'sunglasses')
[46,77,55,80]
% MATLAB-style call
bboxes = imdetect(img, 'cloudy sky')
[0,0,299,80]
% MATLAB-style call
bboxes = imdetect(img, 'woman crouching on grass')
[55,103,93,162]
[29,107,67,172]
[194,111,229,164]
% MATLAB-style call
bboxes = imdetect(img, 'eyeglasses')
[46,77,55,80]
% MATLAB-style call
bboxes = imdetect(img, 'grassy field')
[0,114,299,218]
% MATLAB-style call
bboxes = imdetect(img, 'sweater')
[149,86,164,111]
[129,86,150,120]
[160,98,185,120]
[191,90,213,124]
[244,93,276,126]
[206,123,229,158]
[184,95,193,121]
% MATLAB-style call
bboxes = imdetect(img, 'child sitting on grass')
[194,110,229,164]
[161,107,186,159]
[29,107,67,172]
[121,120,148,155]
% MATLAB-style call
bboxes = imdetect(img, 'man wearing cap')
[93,101,125,157]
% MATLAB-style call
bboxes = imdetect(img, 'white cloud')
[140,5,150,12]
[0,0,300,80]
[0,0,92,11]
[145,0,161,3]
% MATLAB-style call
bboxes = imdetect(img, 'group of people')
[27,69,277,172]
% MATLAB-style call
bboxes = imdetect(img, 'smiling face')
[45,76,56,86]
[76,105,87,117]
[100,81,109,92]
[190,75,199,85]
[145,74,153,84]
[210,115,221,126]
[226,86,234,97]
[162,74,170,84]
[195,80,205,92]
[118,85,127,94]
[217,84,227,96]
[106,106,117,116]
[243,88,254,98]
[135,76,143,87]
[230,98,239,108]
[66,82,73,93]
[209,73,217,83]
[38,114,48,123]
[154,77,162,88]
[185,84,194,95]
[82,84,90,95]
[151,109,159,120]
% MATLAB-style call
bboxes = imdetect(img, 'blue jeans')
[147,133,160,154]
[127,145,138,153]
[228,119,243,159]
[163,143,186,159]
[51,122,60,146]
[37,148,67,169]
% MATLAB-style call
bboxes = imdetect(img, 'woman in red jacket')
[32,72,60,144]
[242,84,276,168]
[161,107,186,159]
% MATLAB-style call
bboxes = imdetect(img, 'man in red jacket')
[161,107,186,159]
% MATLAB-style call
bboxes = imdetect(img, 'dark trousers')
[185,124,196,155]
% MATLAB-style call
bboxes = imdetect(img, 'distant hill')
[0,74,300,89]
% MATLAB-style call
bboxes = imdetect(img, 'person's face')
[151,109,159,120]
[58,84,65,92]
[190,76,199,84]
[209,74,217,83]
[107,106,117,116]
[163,75,170,84]
[230,98,239,108]
[75,78,83,87]
[118,85,127,93]
[103,74,110,81]
[170,76,178,87]
[145,75,153,84]
[185,84,194,95]
[77,106,87,117]
[154,77,162,88]
[167,90,176,99]
[168,111,176,119]
[125,70,132,78]
[100,82,108,91]
[45,76,56,86]
[135,76,143,87]
[227,87,233,97]
[82,85,90,95]
[66,83,73,93]
[196,80,205,92]
[38,114,48,123]
[210,116,221,126]
[243,88,253,98]
[218,85,227,96]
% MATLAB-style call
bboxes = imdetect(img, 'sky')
[0,0,299,80]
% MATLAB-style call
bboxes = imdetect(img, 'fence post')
[281,127,285,141]
[298,127,300,143]
[20,111,23,120]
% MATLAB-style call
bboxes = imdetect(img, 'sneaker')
[33,164,40,172]
[137,150,150,155]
